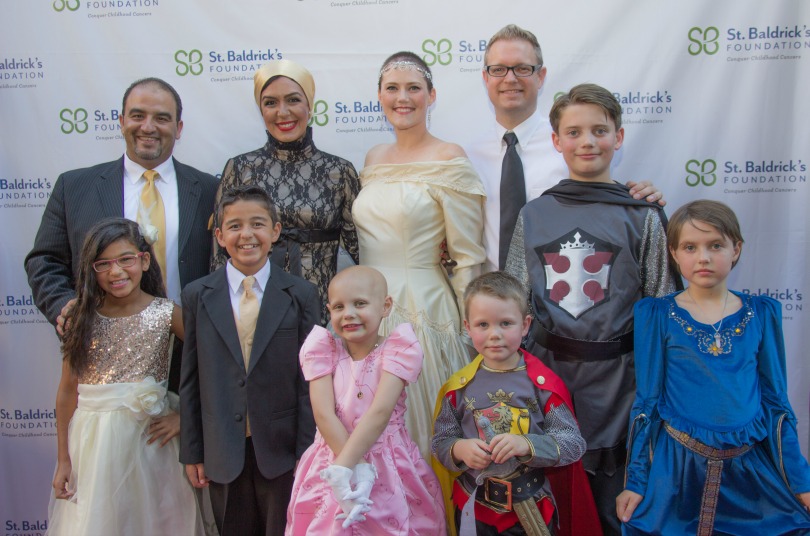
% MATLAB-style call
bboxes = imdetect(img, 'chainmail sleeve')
[432,395,466,471]
[522,402,587,468]
[639,208,678,298]
[545,402,587,466]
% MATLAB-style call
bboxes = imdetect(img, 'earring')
[427,109,432,130]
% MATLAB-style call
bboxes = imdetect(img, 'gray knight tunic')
[505,180,676,474]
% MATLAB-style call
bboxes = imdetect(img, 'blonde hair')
[484,24,543,66]
[463,271,529,319]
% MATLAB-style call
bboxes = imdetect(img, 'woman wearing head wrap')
[213,60,360,323]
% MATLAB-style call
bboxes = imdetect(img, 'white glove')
[343,463,377,507]
[320,464,371,528]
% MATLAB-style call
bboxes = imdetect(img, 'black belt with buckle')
[476,469,546,512]
[529,321,633,362]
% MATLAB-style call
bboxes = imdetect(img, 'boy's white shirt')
[225,259,270,320]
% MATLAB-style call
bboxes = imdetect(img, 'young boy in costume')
[432,271,600,536]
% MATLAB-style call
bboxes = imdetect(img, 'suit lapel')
[97,158,125,217]
[175,158,203,257]
[201,270,245,369]
[248,272,292,374]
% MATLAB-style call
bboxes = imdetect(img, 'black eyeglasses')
[92,252,145,272]
[484,64,542,77]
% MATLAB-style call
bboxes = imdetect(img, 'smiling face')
[551,103,624,183]
[464,293,531,370]
[483,38,546,129]
[94,238,150,302]
[670,219,741,291]
[378,67,435,132]
[215,199,281,275]
[327,267,392,359]
[259,76,310,143]
[119,83,183,169]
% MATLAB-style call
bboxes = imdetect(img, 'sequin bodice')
[78,298,174,385]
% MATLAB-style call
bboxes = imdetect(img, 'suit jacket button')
[238,379,245,387]
[235,414,243,422]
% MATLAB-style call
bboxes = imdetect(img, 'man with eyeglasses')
[465,24,664,274]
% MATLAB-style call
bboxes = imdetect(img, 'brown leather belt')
[664,422,753,460]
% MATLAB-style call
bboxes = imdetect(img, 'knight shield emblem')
[469,389,530,440]
[535,228,621,318]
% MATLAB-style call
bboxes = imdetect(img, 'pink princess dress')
[286,323,445,535]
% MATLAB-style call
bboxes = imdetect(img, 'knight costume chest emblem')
[535,228,622,318]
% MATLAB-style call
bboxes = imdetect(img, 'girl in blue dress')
[617,200,810,535]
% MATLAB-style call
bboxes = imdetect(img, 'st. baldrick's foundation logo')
[536,229,621,318]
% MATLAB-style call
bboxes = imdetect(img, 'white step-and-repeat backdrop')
[2,0,808,529]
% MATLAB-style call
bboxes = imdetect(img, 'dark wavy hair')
[61,218,165,374]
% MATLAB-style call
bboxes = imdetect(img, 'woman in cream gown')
[353,51,486,458]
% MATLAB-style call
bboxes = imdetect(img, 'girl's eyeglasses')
[92,252,145,272]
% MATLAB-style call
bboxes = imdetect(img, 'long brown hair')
[61,218,165,374]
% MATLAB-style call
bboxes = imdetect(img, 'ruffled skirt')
[47,381,202,536]
[286,423,445,535]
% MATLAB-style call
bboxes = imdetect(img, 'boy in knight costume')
[504,83,679,535]
[432,271,601,536]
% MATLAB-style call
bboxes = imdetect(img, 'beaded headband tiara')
[378,60,433,82]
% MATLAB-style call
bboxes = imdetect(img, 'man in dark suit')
[24,78,218,397]
[180,185,318,535]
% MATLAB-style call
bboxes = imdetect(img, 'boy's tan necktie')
[138,170,167,282]
[238,276,259,370]
[237,276,259,436]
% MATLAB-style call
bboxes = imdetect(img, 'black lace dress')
[213,127,360,323]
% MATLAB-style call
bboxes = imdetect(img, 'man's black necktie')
[499,131,526,270]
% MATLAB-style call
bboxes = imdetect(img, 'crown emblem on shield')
[560,232,593,251]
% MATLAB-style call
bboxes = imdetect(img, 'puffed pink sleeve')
[299,325,338,381]
[380,323,423,384]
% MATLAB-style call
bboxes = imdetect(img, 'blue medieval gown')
[623,291,810,535]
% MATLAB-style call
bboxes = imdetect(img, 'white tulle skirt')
[47,381,202,536]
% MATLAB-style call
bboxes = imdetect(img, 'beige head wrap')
[253,60,315,112]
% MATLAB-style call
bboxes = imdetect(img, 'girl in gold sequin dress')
[48,219,202,536]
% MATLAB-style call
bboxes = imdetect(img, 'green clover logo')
[60,108,88,134]
[687,27,720,56]
[309,100,329,127]
[421,38,452,66]
[174,49,203,76]
[685,159,717,186]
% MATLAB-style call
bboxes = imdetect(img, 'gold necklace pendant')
[357,391,363,399]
